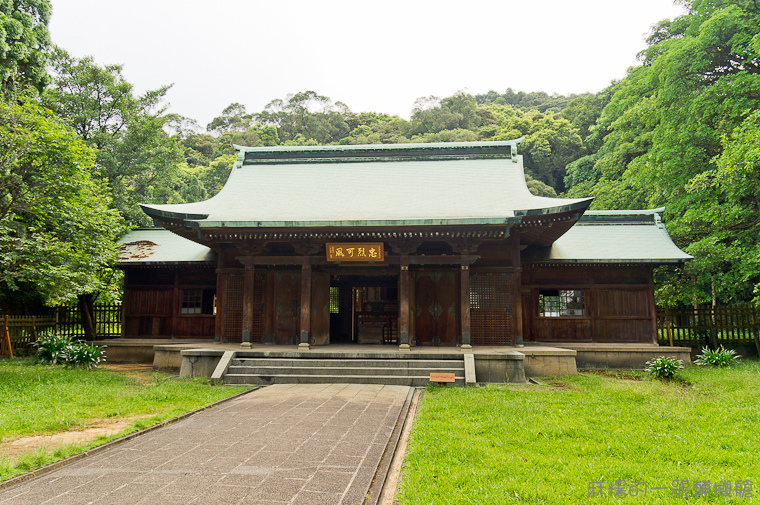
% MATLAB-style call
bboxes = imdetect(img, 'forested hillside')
[1,0,758,311]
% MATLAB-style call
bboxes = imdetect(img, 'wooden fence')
[657,306,760,354]
[56,303,121,339]
[1,303,121,356]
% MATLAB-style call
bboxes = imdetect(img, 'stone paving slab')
[0,384,412,505]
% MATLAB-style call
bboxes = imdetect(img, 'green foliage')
[0,95,122,304]
[63,341,105,369]
[43,48,184,227]
[575,0,760,306]
[0,0,51,93]
[32,332,105,369]
[32,332,72,365]
[644,356,684,379]
[694,345,741,367]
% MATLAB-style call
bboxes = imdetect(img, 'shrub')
[694,346,741,367]
[32,333,105,369]
[644,356,684,379]
[65,342,106,370]
[33,333,74,365]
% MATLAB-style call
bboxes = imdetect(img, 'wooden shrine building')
[118,140,691,349]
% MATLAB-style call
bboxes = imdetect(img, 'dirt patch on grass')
[0,415,152,459]
[99,363,155,384]
[585,370,644,381]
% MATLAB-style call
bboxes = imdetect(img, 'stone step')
[224,373,465,387]
[227,365,465,377]
[230,358,464,369]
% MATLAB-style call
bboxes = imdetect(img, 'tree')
[0,95,122,317]
[573,0,760,306]
[43,48,184,226]
[0,0,51,93]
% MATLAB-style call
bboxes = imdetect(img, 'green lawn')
[398,363,760,504]
[0,359,250,481]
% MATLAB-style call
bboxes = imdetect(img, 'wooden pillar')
[511,230,524,347]
[398,256,411,351]
[214,255,224,343]
[240,258,254,348]
[460,262,472,350]
[299,258,312,350]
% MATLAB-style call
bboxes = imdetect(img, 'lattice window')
[181,289,202,314]
[539,289,585,317]
[470,272,513,346]
[329,286,340,314]
[222,273,243,341]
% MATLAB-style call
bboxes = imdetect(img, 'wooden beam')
[214,255,224,342]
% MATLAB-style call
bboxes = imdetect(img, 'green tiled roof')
[141,141,592,229]
[118,229,216,265]
[523,208,692,264]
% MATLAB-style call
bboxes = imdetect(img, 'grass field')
[398,363,760,504]
[0,359,250,481]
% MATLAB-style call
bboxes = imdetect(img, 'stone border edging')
[363,387,418,505]
[0,386,259,491]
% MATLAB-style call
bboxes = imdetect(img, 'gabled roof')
[118,229,216,265]
[522,208,693,264]
[141,140,592,230]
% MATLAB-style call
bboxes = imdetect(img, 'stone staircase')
[223,353,466,386]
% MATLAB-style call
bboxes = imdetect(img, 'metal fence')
[657,306,760,353]
[1,303,121,356]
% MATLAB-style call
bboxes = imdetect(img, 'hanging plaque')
[326,243,384,262]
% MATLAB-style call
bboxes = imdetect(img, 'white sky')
[48,0,686,129]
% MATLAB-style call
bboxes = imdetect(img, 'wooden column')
[299,258,312,350]
[460,262,472,350]
[511,230,524,347]
[240,257,255,348]
[214,255,224,343]
[398,256,411,351]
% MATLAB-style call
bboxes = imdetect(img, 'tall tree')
[0,0,51,93]
[569,0,760,306]
[43,48,183,226]
[0,95,122,315]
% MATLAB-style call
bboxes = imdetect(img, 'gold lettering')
[346,248,355,257]
[358,247,366,257]
[369,248,378,258]
[336,248,344,257]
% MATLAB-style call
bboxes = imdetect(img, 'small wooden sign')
[429,372,456,384]
[326,243,384,262]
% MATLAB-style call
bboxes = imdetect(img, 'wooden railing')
[657,306,760,354]
[0,303,122,357]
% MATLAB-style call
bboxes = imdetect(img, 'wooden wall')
[122,266,216,338]
[521,265,657,344]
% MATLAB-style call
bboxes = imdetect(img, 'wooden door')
[414,271,458,346]
[310,272,330,345]
[274,271,300,345]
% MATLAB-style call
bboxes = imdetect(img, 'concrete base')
[521,346,578,377]
[552,343,692,369]
[472,352,526,383]
[179,349,226,379]
[94,339,214,367]
[153,342,219,372]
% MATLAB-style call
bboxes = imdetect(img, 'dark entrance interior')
[329,274,398,344]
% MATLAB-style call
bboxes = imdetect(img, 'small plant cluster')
[694,345,741,367]
[33,333,105,370]
[644,356,684,379]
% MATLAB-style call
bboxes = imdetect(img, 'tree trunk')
[78,293,97,341]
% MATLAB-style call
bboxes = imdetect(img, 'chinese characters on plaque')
[326,243,384,262]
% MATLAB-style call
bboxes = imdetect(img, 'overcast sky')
[48,0,686,129]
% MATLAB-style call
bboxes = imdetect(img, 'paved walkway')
[0,384,412,505]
